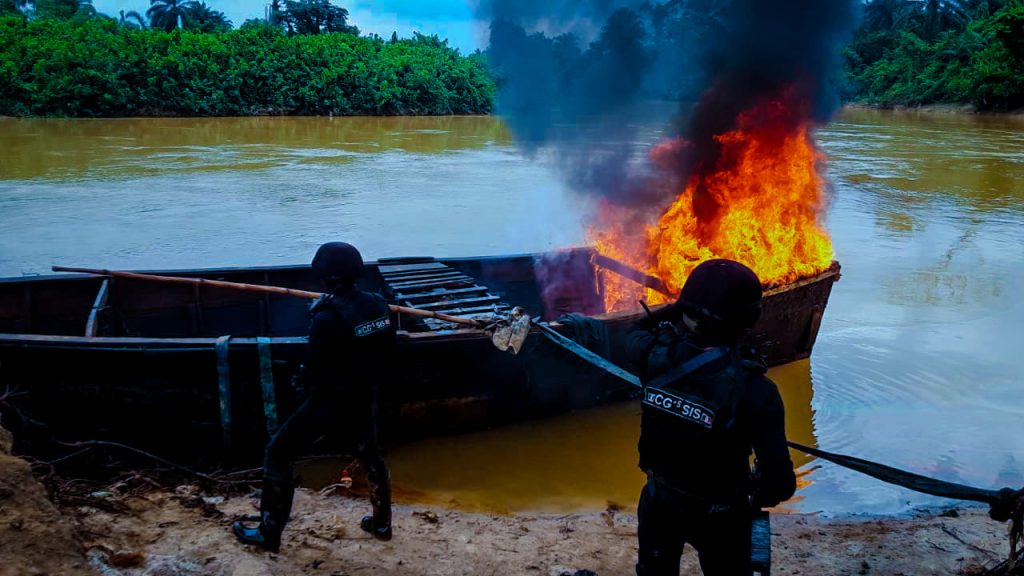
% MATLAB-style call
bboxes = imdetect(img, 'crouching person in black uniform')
[627,259,797,576]
[233,242,396,552]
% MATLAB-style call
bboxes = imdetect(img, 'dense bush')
[0,16,496,116]
[846,0,1024,111]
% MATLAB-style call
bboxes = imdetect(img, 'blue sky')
[91,0,486,52]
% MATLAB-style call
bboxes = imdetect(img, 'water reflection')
[302,360,818,513]
[805,109,1024,514]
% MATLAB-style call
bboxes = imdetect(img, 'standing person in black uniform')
[233,242,396,552]
[626,259,797,576]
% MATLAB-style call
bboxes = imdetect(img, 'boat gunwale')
[0,254,840,346]
[582,260,841,323]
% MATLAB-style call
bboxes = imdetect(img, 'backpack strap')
[644,346,730,391]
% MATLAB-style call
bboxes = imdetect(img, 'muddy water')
[0,116,579,274]
[1,110,1022,515]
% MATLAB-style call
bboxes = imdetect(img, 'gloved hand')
[634,301,684,332]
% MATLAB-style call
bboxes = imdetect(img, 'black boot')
[233,478,294,552]
[233,512,282,553]
[360,461,392,540]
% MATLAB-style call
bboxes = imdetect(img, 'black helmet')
[311,242,364,287]
[676,259,762,341]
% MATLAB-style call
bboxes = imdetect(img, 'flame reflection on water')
[301,359,818,514]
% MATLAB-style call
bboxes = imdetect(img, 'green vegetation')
[846,0,1024,110]
[2,0,1022,117]
[0,0,495,116]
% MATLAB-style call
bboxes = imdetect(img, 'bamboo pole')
[52,266,485,329]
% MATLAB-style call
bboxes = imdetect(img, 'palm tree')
[32,0,95,18]
[863,0,918,31]
[184,1,231,32]
[147,0,198,31]
[267,0,282,26]
[919,0,970,39]
[281,0,355,35]
[75,0,94,16]
[119,8,147,28]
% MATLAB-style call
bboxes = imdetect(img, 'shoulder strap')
[645,346,730,391]
[309,294,334,316]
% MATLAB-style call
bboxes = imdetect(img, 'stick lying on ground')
[52,266,485,329]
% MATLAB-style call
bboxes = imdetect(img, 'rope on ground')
[787,441,1024,573]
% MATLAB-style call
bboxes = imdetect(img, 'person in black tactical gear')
[233,242,396,552]
[626,259,797,576]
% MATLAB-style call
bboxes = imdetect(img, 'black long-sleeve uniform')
[626,325,796,576]
[260,287,396,538]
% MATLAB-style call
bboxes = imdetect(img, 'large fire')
[591,93,835,311]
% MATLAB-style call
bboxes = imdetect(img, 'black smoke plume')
[478,0,861,209]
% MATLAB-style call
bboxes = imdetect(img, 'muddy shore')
[57,487,1024,576]
[1,423,1018,575]
[4,474,1018,575]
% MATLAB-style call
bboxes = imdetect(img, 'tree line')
[0,0,495,116]
[846,0,1024,110]
[1,0,1022,117]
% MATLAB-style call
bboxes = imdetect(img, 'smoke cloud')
[478,0,861,208]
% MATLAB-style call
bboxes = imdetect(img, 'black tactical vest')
[311,289,395,404]
[638,330,757,505]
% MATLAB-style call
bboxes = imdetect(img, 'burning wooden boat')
[0,248,839,463]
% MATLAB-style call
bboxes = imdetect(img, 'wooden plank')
[384,271,467,283]
[384,271,467,284]
[397,286,490,302]
[416,295,502,311]
[378,262,447,274]
[388,277,475,291]
[84,279,109,337]
[380,268,461,280]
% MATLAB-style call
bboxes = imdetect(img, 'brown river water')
[1,109,1022,515]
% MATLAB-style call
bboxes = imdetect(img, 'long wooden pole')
[52,266,485,329]
[591,253,675,298]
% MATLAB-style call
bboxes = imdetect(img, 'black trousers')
[262,388,390,531]
[636,477,751,576]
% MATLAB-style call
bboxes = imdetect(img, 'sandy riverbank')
[8,481,1019,575]
[74,487,1024,576]
[1,420,1018,576]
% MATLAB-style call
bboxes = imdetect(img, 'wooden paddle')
[52,266,487,329]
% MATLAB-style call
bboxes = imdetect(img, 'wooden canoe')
[0,248,839,463]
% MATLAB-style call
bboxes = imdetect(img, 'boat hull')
[0,250,840,463]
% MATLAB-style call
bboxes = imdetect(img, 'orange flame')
[591,94,834,311]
